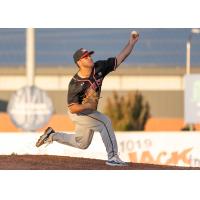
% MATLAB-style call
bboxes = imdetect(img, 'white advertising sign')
[7,86,53,131]
[184,74,200,123]
[0,132,200,167]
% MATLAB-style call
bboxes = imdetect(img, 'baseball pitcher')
[36,31,139,166]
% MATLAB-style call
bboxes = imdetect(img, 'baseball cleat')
[36,127,55,147]
[106,155,129,167]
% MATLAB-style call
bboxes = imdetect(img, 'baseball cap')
[73,48,94,63]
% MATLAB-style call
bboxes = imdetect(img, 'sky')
[0,28,200,67]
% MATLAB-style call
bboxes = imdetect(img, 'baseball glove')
[82,88,100,104]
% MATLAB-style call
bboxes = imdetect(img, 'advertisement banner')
[184,74,200,123]
[0,132,200,167]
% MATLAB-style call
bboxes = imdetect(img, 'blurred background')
[1,28,200,132]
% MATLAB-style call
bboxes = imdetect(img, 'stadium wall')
[0,132,200,168]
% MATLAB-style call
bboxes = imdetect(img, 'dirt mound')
[0,155,199,170]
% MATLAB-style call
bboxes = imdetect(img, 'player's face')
[78,54,94,68]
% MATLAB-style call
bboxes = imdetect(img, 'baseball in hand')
[131,31,139,38]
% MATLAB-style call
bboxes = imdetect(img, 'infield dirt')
[0,155,199,170]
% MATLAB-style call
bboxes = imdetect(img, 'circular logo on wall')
[7,85,54,131]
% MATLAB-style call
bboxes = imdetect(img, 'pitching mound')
[0,155,199,170]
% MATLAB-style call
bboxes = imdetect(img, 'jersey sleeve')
[67,79,81,106]
[95,57,117,76]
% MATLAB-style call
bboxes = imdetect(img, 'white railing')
[0,75,183,91]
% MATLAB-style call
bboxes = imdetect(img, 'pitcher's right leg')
[53,127,94,149]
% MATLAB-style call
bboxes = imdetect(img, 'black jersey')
[67,57,117,106]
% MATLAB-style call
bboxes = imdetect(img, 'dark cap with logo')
[73,48,94,63]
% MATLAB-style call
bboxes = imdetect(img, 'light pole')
[26,28,35,86]
[186,28,200,74]
[185,28,200,131]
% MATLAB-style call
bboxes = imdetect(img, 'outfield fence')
[0,131,200,167]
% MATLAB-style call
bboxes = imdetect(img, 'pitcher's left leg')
[85,111,118,160]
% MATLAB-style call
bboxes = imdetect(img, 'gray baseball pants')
[52,110,118,159]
